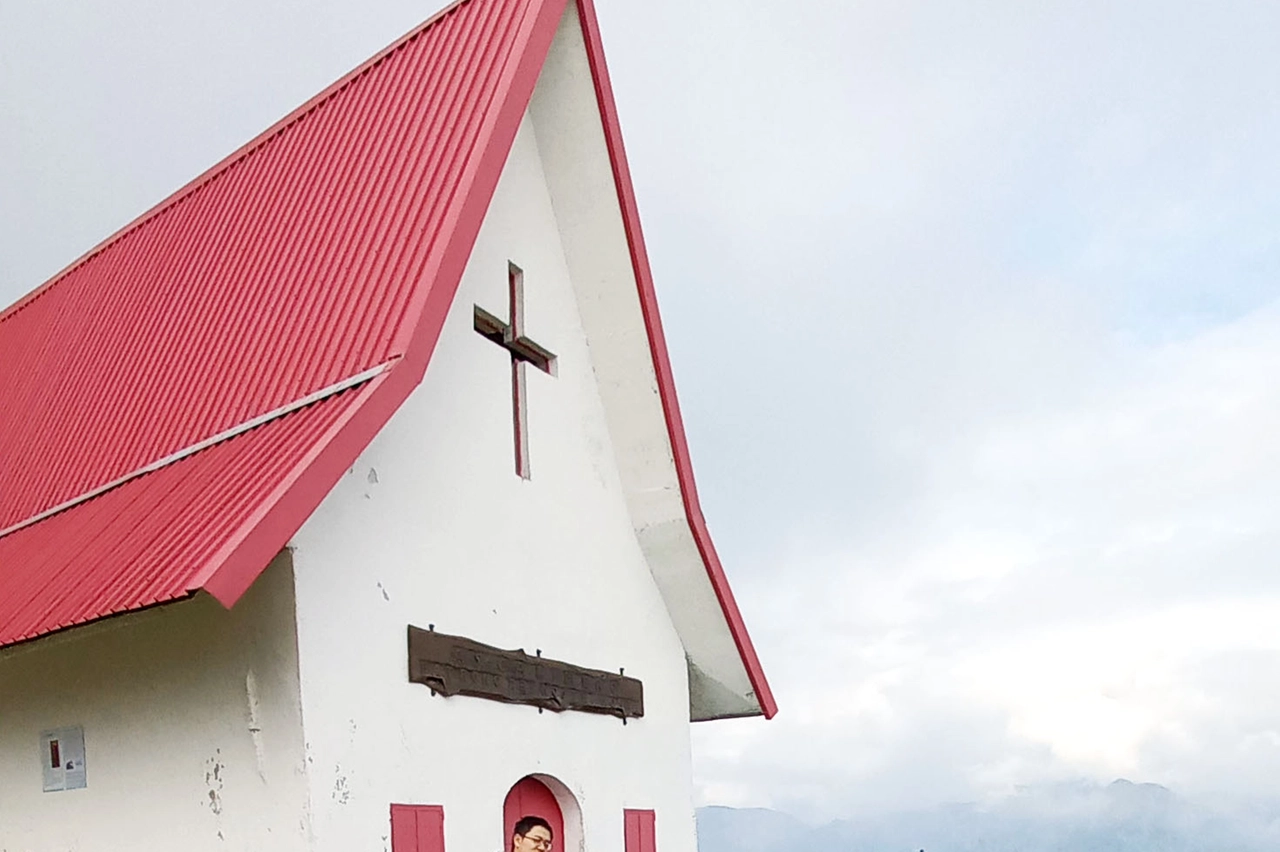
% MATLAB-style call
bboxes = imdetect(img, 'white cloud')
[695,303,1280,817]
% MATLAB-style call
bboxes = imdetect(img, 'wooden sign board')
[408,626,644,719]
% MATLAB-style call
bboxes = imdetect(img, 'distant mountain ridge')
[696,780,1280,852]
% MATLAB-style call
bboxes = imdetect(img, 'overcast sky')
[4,0,1280,822]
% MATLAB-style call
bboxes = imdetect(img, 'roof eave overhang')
[573,0,776,720]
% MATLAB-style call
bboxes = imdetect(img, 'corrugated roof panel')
[0,389,364,648]
[0,0,534,532]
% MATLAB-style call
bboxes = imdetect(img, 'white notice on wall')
[40,726,87,792]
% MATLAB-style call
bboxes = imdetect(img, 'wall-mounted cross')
[474,262,557,479]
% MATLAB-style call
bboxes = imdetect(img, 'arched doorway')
[504,776,565,852]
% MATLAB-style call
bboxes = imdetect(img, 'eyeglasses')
[522,835,553,850]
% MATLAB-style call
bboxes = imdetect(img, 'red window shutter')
[623,809,656,852]
[391,804,445,852]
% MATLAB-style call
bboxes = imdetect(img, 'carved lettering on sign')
[408,626,644,719]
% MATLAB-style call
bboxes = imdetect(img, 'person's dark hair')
[514,816,553,839]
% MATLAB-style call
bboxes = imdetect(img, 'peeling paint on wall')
[331,765,351,805]
[204,749,225,816]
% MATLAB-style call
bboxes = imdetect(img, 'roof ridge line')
[0,358,398,541]
[0,0,477,327]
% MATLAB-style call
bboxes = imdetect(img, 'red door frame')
[504,776,565,852]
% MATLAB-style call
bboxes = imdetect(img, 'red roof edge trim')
[0,596,199,657]
[392,0,568,367]
[0,0,477,327]
[196,371,397,605]
[200,0,569,608]
[574,0,777,719]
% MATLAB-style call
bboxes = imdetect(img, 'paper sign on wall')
[40,726,87,792]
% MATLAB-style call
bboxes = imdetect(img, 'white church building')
[0,0,775,850]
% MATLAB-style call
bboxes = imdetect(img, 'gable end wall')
[287,102,697,852]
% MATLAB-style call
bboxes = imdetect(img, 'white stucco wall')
[0,554,310,852]
[286,67,697,852]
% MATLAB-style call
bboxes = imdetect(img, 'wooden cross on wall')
[474,262,557,479]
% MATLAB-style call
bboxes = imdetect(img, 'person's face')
[513,825,553,852]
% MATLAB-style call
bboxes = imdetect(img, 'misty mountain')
[697,780,1280,852]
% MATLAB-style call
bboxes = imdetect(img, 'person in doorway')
[511,815,554,852]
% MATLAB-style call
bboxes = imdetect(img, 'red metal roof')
[0,389,371,647]
[0,0,774,717]
[0,0,533,532]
